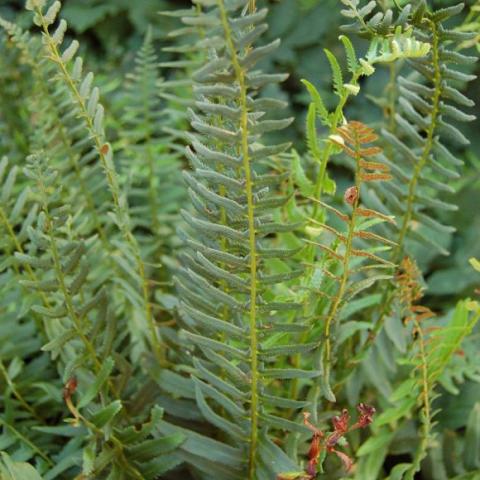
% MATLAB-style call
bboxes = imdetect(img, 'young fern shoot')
[307,122,396,402]
[121,29,184,267]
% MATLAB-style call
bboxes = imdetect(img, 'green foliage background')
[3,0,475,308]
[0,0,479,478]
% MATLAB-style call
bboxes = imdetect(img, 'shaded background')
[1,0,477,303]
[0,1,478,476]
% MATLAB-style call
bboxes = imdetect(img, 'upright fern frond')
[305,122,395,402]
[299,24,430,224]
[386,4,476,259]
[342,2,476,258]
[339,2,477,370]
[26,0,167,365]
[12,154,184,479]
[172,2,312,478]
[0,15,108,245]
[373,297,479,480]
[121,28,184,265]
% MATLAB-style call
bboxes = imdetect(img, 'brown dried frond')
[354,230,398,247]
[298,404,376,477]
[356,207,396,225]
[359,160,388,171]
[334,121,390,186]
[396,257,435,323]
[337,121,379,146]
[359,172,393,182]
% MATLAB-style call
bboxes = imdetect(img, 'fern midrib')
[36,8,166,367]
[322,138,362,388]
[406,319,431,480]
[218,2,259,477]
[292,87,356,401]
[392,21,441,262]
[40,197,125,404]
[45,214,102,373]
[356,22,443,361]
[296,82,358,399]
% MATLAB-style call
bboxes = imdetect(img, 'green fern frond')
[305,122,395,402]
[120,27,185,265]
[26,0,169,366]
[171,1,310,478]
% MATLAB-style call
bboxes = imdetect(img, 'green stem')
[35,7,166,367]
[0,360,42,421]
[291,76,359,403]
[311,84,355,219]
[0,417,53,466]
[406,319,431,480]
[218,2,259,477]
[320,139,362,397]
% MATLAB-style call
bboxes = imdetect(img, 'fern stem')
[0,360,42,422]
[0,417,53,466]
[321,135,362,399]
[218,2,259,476]
[35,8,166,367]
[46,219,101,371]
[34,169,120,402]
[406,319,431,479]
[291,89,354,403]
[311,90,352,218]
[393,22,441,262]
[295,82,359,400]
[353,21,443,364]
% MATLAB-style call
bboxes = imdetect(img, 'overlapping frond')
[9,154,183,479]
[372,298,479,480]
[305,122,395,402]
[0,15,109,244]
[26,0,169,365]
[342,2,476,258]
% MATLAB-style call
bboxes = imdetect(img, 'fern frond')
[373,261,479,479]
[170,2,311,477]
[120,27,185,266]
[10,154,183,479]
[337,4,477,384]
[0,15,109,246]
[26,0,169,366]
[306,122,395,402]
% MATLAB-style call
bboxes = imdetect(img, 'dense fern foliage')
[0,0,478,479]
